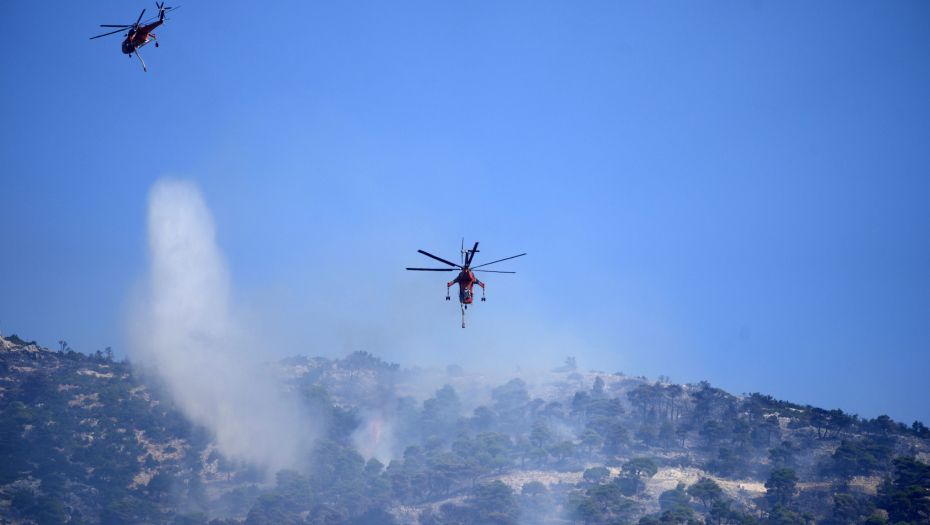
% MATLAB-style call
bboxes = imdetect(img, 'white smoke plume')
[130,179,317,473]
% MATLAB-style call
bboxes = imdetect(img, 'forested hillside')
[1,333,927,525]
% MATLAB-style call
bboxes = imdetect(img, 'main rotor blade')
[406,268,455,271]
[417,250,460,268]
[91,28,128,39]
[466,242,479,266]
[472,253,526,268]
[100,24,132,27]
[136,9,146,24]
[474,270,515,274]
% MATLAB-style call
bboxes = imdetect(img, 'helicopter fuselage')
[121,21,162,54]
[450,269,481,304]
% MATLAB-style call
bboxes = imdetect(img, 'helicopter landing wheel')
[155,43,159,47]
[481,298,485,302]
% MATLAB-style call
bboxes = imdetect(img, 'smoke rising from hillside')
[130,179,317,473]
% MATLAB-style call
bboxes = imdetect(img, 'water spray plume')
[130,179,318,475]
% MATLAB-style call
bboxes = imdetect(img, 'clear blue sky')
[1,1,928,424]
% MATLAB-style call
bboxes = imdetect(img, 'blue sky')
[1,1,928,424]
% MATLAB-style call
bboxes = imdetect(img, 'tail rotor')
[156,2,175,23]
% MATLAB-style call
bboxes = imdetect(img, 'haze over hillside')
[2,178,927,525]
[1,331,927,525]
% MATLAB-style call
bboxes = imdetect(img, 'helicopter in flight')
[407,240,525,328]
[90,2,180,72]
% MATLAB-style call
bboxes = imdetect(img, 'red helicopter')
[90,3,180,72]
[407,241,525,328]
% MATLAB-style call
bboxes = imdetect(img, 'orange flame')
[370,418,385,445]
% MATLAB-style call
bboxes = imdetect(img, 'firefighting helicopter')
[407,240,525,328]
[90,3,180,72]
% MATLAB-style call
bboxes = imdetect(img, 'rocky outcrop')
[0,330,54,356]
